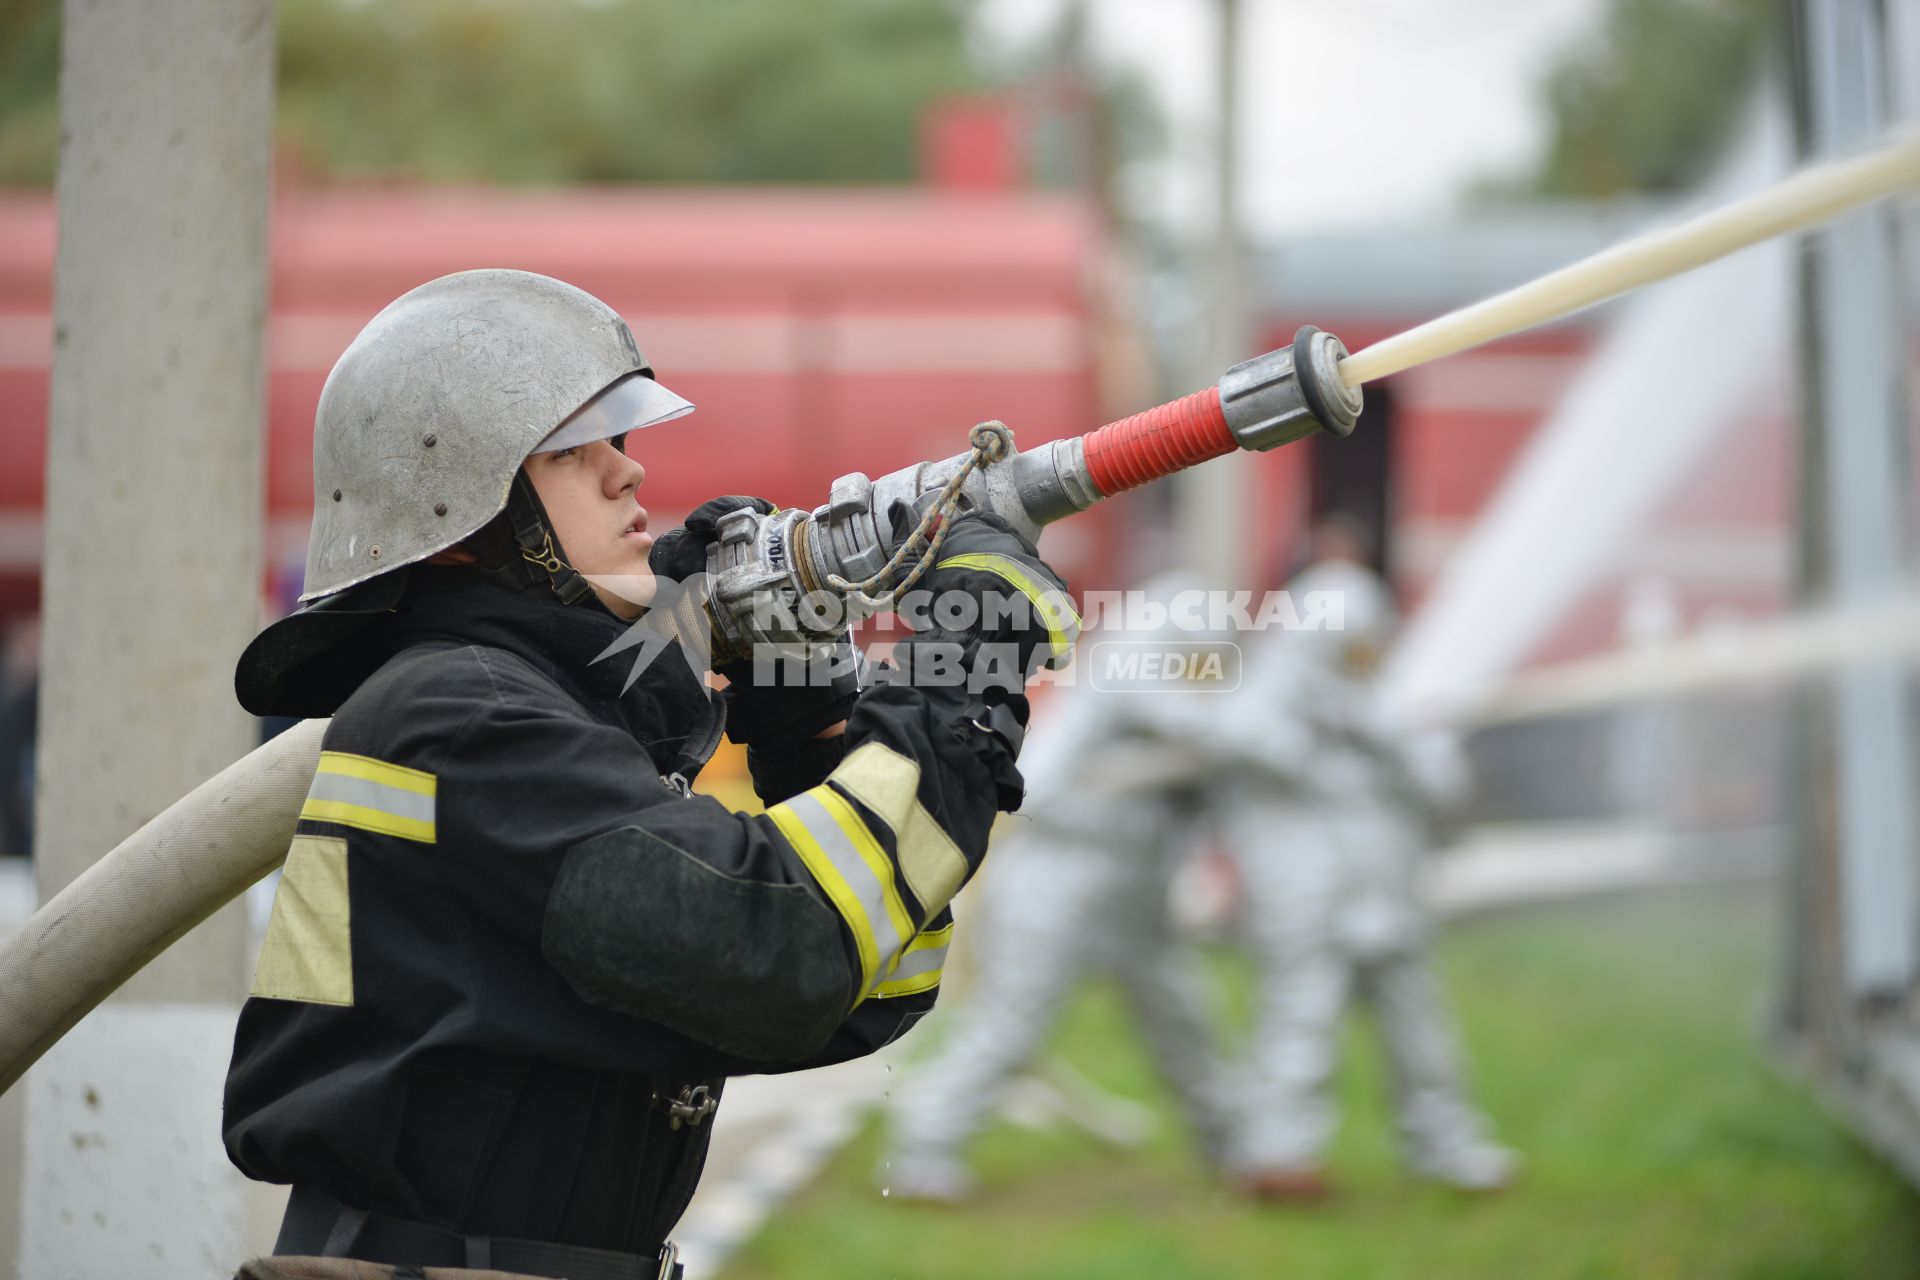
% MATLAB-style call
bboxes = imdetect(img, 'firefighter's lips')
[621,510,650,545]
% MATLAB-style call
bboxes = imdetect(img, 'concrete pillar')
[1173,0,1254,588]
[1785,0,1917,1008]
[17,2,276,1276]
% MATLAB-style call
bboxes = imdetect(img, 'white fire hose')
[0,719,324,1094]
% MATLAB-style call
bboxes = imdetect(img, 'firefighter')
[1220,530,1514,1196]
[884,573,1239,1201]
[224,269,1071,1279]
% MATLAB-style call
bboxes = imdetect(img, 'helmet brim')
[535,373,695,455]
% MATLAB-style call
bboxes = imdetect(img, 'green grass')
[719,884,1920,1280]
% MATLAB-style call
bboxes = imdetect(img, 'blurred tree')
[0,0,993,186]
[0,0,61,184]
[1507,0,1776,199]
[278,0,981,184]
[1014,0,1163,226]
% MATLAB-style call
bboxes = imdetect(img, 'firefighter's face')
[523,436,653,618]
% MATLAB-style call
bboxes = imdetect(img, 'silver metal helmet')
[301,268,693,601]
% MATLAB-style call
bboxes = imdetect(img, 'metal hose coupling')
[1217,325,1364,450]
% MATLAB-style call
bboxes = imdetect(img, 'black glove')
[721,632,860,752]
[647,494,774,583]
[892,511,1077,692]
[652,495,859,754]
[873,512,1073,811]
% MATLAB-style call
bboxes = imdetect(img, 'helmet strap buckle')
[519,529,568,577]
[505,473,599,608]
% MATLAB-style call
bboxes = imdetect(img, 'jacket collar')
[395,567,724,780]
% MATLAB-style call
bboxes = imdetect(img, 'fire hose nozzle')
[703,323,1366,658]
[1219,325,1364,450]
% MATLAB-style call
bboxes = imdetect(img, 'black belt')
[276,1186,681,1280]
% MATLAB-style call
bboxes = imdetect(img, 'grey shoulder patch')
[543,826,852,1061]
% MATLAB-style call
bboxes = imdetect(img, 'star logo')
[584,571,718,693]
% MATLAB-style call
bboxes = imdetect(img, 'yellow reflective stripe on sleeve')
[830,743,968,916]
[250,835,353,1006]
[874,924,952,999]
[767,797,884,995]
[874,969,943,998]
[933,551,1081,660]
[314,751,436,793]
[810,786,918,991]
[298,751,437,843]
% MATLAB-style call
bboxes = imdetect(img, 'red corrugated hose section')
[1080,386,1236,497]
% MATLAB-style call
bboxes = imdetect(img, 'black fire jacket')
[224,568,1004,1252]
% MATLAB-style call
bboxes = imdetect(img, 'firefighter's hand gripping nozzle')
[699,325,1362,662]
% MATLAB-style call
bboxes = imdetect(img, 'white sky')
[978,0,1609,238]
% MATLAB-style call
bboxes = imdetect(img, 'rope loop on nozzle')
[824,420,1015,613]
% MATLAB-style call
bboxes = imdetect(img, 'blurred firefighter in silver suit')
[1220,530,1514,1196]
[884,576,1239,1202]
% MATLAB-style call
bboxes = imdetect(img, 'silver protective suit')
[1219,561,1512,1187]
[886,596,1238,1195]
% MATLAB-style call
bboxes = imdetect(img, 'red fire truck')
[0,181,1126,627]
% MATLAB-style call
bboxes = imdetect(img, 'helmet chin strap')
[468,471,602,609]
